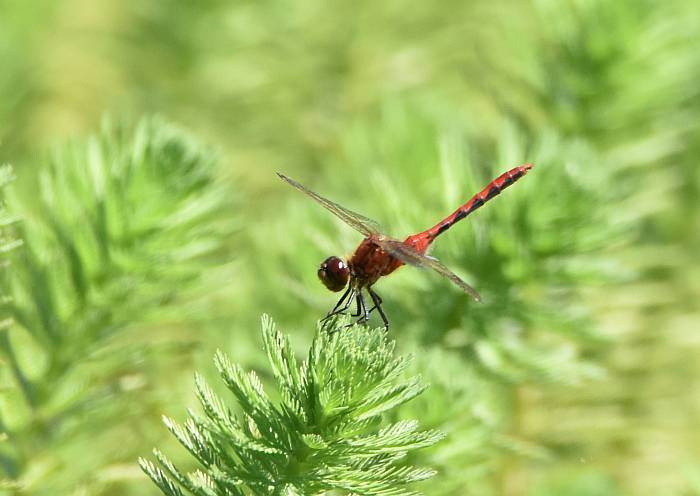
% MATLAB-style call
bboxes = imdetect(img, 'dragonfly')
[278,163,533,329]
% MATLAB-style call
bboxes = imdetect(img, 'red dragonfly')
[278,163,533,329]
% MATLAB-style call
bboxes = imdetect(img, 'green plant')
[141,315,444,495]
[0,118,236,494]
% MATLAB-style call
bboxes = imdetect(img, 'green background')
[1,0,699,494]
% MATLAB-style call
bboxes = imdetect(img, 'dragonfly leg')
[322,286,356,323]
[355,291,371,325]
[329,285,353,314]
[351,291,363,317]
[366,289,382,312]
[368,287,389,330]
[364,288,381,315]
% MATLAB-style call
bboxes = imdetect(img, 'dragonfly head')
[318,256,350,292]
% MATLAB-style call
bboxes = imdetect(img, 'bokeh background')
[1,0,699,495]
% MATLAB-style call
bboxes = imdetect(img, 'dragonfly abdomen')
[406,163,533,251]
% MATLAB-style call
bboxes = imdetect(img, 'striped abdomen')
[404,163,533,252]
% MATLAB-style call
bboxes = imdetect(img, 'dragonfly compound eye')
[318,256,350,292]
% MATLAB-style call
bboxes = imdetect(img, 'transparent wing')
[375,239,482,302]
[277,173,381,236]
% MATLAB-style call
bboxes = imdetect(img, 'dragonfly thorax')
[347,236,404,289]
[318,256,350,292]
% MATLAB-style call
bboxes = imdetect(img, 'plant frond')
[142,315,442,495]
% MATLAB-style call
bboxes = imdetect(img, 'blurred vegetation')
[0,0,699,495]
[0,118,238,494]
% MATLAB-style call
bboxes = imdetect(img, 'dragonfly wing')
[277,173,381,236]
[375,239,482,302]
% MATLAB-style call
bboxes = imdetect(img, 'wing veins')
[375,239,482,302]
[277,173,380,236]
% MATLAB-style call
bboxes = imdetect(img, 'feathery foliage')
[0,118,235,494]
[0,0,699,494]
[141,315,443,496]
